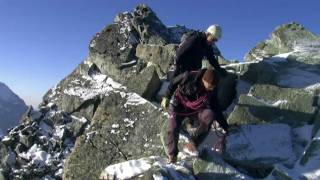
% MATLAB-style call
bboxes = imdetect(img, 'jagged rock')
[263,124,320,180]
[66,115,88,138]
[224,124,296,178]
[131,4,171,45]
[228,85,317,127]
[19,134,35,149]
[225,60,276,84]
[43,61,99,119]
[126,64,162,99]
[63,90,167,180]
[245,22,320,62]
[193,149,249,179]
[135,43,177,77]
[167,25,193,44]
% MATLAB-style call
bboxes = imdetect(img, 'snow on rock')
[53,125,66,139]
[124,92,149,108]
[18,144,52,168]
[277,66,320,88]
[268,129,320,180]
[100,158,152,179]
[225,124,296,167]
[100,156,195,180]
[247,93,289,108]
[305,83,320,92]
[63,73,126,101]
[71,115,88,123]
[293,40,320,52]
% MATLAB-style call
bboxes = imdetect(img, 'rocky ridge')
[0,4,320,180]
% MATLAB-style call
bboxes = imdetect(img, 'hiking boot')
[183,142,199,157]
[167,155,177,164]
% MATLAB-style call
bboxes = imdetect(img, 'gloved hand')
[161,97,169,109]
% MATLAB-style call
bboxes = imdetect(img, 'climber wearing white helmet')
[162,24,227,109]
[171,24,226,77]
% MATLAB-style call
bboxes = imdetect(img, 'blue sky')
[0,0,319,108]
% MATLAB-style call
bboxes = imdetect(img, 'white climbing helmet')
[206,24,222,40]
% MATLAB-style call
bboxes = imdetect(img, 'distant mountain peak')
[0,81,28,133]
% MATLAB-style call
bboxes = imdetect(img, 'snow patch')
[100,158,152,179]
[18,144,52,168]
[123,118,135,128]
[71,115,88,123]
[305,83,320,92]
[111,124,120,129]
[277,67,320,88]
[124,92,149,108]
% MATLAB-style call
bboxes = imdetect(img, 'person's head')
[202,69,219,91]
[205,24,222,45]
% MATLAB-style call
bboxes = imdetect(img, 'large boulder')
[126,64,162,99]
[42,61,107,121]
[193,149,250,179]
[228,84,317,127]
[135,43,177,77]
[224,124,296,177]
[63,88,167,179]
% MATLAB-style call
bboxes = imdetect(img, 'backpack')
[179,30,201,47]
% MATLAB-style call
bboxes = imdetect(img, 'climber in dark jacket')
[172,24,227,77]
[162,25,227,107]
[164,69,229,164]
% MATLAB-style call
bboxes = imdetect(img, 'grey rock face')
[63,90,167,179]
[245,22,320,62]
[224,124,295,174]
[87,4,191,100]
[228,85,317,127]
[0,107,78,179]
[193,149,249,180]
[135,43,177,77]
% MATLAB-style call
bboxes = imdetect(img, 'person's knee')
[202,109,214,123]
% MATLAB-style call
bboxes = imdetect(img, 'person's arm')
[210,89,229,131]
[215,107,229,131]
[165,72,188,99]
[207,45,222,71]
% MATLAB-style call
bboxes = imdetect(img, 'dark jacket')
[165,70,229,131]
[173,32,223,76]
